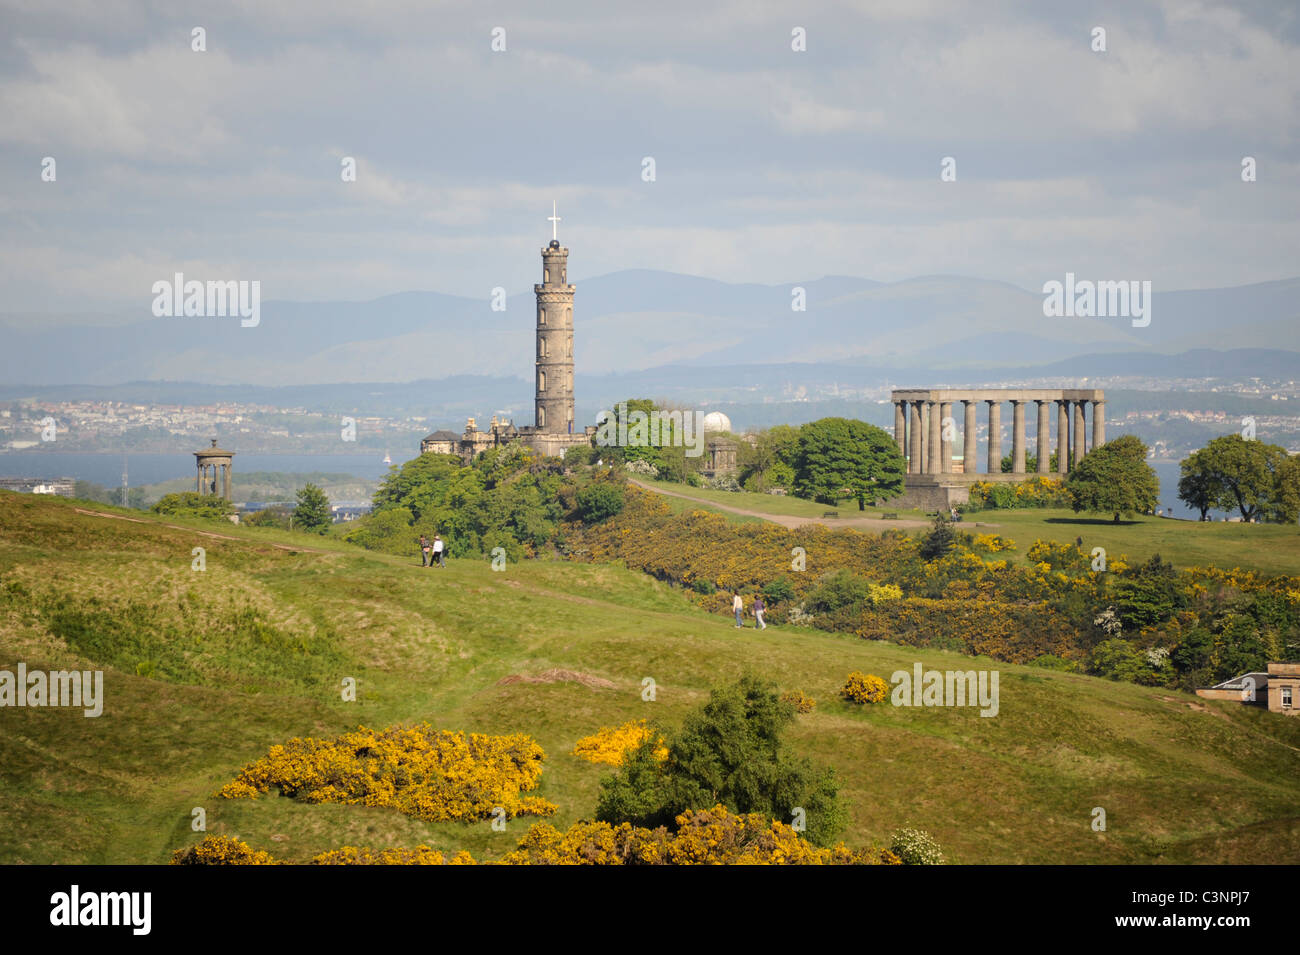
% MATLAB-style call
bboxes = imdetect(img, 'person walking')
[418,534,431,567]
[433,533,446,568]
[753,593,767,630]
[732,591,744,628]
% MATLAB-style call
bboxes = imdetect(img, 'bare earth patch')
[496,668,616,690]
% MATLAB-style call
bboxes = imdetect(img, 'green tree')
[595,398,660,465]
[1269,454,1300,524]
[1177,446,1224,521]
[919,513,958,561]
[1065,435,1159,522]
[152,492,235,521]
[1183,434,1289,522]
[574,482,626,523]
[293,483,332,533]
[1112,554,1186,629]
[805,569,872,614]
[595,675,847,846]
[793,417,906,510]
[739,425,801,491]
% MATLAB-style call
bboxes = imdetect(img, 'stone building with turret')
[421,210,596,463]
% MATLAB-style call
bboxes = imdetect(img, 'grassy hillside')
[1,491,1298,864]
[634,477,1300,576]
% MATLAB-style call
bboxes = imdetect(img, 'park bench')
[822,511,838,518]
[882,512,899,520]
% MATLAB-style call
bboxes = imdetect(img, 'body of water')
[0,451,400,487]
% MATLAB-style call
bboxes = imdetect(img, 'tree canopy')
[1064,434,1159,523]
[1177,434,1295,522]
[793,417,906,510]
[293,483,333,533]
[595,674,846,846]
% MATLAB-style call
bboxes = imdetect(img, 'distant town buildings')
[0,477,75,497]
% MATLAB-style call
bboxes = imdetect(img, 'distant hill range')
[2,271,1297,387]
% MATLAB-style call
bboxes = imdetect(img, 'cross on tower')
[548,201,561,241]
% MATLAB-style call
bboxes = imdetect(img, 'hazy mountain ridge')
[1,272,1296,387]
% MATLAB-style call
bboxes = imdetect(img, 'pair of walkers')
[732,591,766,630]
[417,534,446,568]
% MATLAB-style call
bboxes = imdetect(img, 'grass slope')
[1,491,1298,864]
[636,478,1300,576]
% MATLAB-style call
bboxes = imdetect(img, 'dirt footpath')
[626,479,973,532]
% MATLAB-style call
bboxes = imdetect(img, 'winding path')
[626,479,964,532]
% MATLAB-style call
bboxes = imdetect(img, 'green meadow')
[1,491,1298,864]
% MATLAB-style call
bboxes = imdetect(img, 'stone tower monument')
[534,202,575,434]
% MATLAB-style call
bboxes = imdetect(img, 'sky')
[1,0,1297,316]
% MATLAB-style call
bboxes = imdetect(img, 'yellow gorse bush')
[171,835,276,865]
[780,690,816,713]
[218,723,556,823]
[173,806,902,866]
[972,533,1016,553]
[572,720,668,765]
[840,671,890,704]
[311,845,475,865]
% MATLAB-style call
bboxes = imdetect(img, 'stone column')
[1073,400,1087,466]
[1036,400,1051,474]
[963,400,977,476]
[1011,400,1026,474]
[894,402,906,456]
[223,462,231,501]
[986,400,1001,474]
[909,401,923,475]
[928,401,942,475]
[196,464,202,493]
[939,401,953,473]
[1057,400,1069,475]
[1092,400,1106,449]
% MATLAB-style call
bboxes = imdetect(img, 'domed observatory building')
[701,411,737,478]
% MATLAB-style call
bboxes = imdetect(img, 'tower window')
[539,337,547,358]
[544,268,550,283]
[538,308,545,325]
[539,370,546,392]
[538,406,545,428]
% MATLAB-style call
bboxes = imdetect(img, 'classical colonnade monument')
[888,388,1105,509]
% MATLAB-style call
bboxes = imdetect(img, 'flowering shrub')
[171,835,276,865]
[568,486,1300,690]
[311,845,475,865]
[1025,539,1088,572]
[889,827,946,865]
[971,533,1016,553]
[968,477,1071,510]
[780,690,817,713]
[218,723,556,822]
[172,807,901,865]
[572,720,668,766]
[840,671,890,704]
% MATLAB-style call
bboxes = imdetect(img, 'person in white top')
[432,534,446,568]
[732,592,744,628]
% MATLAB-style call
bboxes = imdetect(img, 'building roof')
[424,430,460,442]
[1205,672,1270,691]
